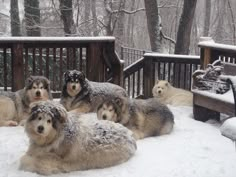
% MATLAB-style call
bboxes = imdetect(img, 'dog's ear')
[51,106,67,123]
[26,76,35,86]
[63,70,71,83]
[155,79,159,84]
[165,81,170,87]
[78,71,85,81]
[114,97,123,107]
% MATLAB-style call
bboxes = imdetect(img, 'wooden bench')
[192,62,236,122]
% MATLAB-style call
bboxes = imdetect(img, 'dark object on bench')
[192,60,230,94]
[192,62,236,122]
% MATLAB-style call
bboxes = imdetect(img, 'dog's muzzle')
[102,115,107,120]
[36,91,41,97]
[37,125,44,133]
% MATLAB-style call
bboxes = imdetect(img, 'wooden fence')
[124,53,200,98]
[0,37,123,97]
[121,46,147,67]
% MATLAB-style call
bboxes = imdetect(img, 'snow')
[144,53,200,59]
[1,106,236,177]
[192,88,234,104]
[221,117,236,141]
[198,40,236,51]
[0,36,115,42]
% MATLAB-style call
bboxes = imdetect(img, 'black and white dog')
[60,70,127,113]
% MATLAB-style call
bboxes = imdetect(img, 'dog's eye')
[109,109,113,112]
[38,117,42,121]
[47,120,51,124]
[40,87,43,89]
[33,86,36,89]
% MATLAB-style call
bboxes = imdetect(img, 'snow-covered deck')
[0,106,236,177]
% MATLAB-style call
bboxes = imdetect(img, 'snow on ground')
[0,106,236,177]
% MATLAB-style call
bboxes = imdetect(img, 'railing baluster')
[3,48,7,91]
[39,47,42,75]
[46,48,49,79]
[32,48,36,75]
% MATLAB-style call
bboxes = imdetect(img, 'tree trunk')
[114,0,126,53]
[59,0,76,36]
[203,0,211,36]
[10,0,21,36]
[174,0,197,54]
[144,0,161,52]
[215,0,225,43]
[24,0,41,36]
[91,0,98,36]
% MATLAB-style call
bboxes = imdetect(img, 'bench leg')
[193,104,220,122]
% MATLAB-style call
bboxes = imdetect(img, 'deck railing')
[124,53,200,98]
[121,46,148,67]
[198,38,236,68]
[0,37,123,97]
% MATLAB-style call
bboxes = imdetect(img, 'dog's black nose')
[102,115,107,120]
[158,90,161,94]
[37,126,44,133]
[36,91,41,97]
[72,85,76,90]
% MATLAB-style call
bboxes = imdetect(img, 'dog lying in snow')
[60,70,127,113]
[19,101,136,175]
[152,80,193,106]
[0,76,52,126]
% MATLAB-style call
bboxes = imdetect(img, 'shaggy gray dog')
[0,76,52,126]
[60,70,127,113]
[20,101,136,175]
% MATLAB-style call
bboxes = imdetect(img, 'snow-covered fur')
[152,80,193,106]
[60,70,127,113]
[0,76,52,127]
[97,97,174,140]
[20,101,137,175]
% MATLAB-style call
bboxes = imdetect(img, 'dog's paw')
[6,120,18,126]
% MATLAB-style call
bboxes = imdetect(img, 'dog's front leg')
[19,154,63,175]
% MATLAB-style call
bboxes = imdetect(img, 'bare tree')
[203,0,211,36]
[144,0,162,52]
[174,0,197,54]
[10,0,21,36]
[24,0,41,36]
[59,0,76,36]
[91,0,98,36]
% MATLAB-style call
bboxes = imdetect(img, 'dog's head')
[25,76,52,103]
[25,101,67,145]
[63,70,87,97]
[152,80,171,98]
[97,98,124,123]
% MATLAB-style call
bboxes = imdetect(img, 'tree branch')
[160,31,176,44]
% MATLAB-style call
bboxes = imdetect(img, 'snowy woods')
[0,0,236,55]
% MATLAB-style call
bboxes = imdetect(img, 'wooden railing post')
[86,42,104,82]
[143,56,154,98]
[113,59,124,87]
[11,43,24,91]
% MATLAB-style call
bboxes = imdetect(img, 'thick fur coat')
[152,80,193,106]
[0,76,52,126]
[60,70,127,113]
[20,101,136,175]
[97,97,174,139]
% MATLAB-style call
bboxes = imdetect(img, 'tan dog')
[152,80,193,106]
[20,101,136,175]
[0,76,52,126]
[97,97,174,140]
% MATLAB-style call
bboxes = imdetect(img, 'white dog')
[19,101,136,175]
[152,80,193,106]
